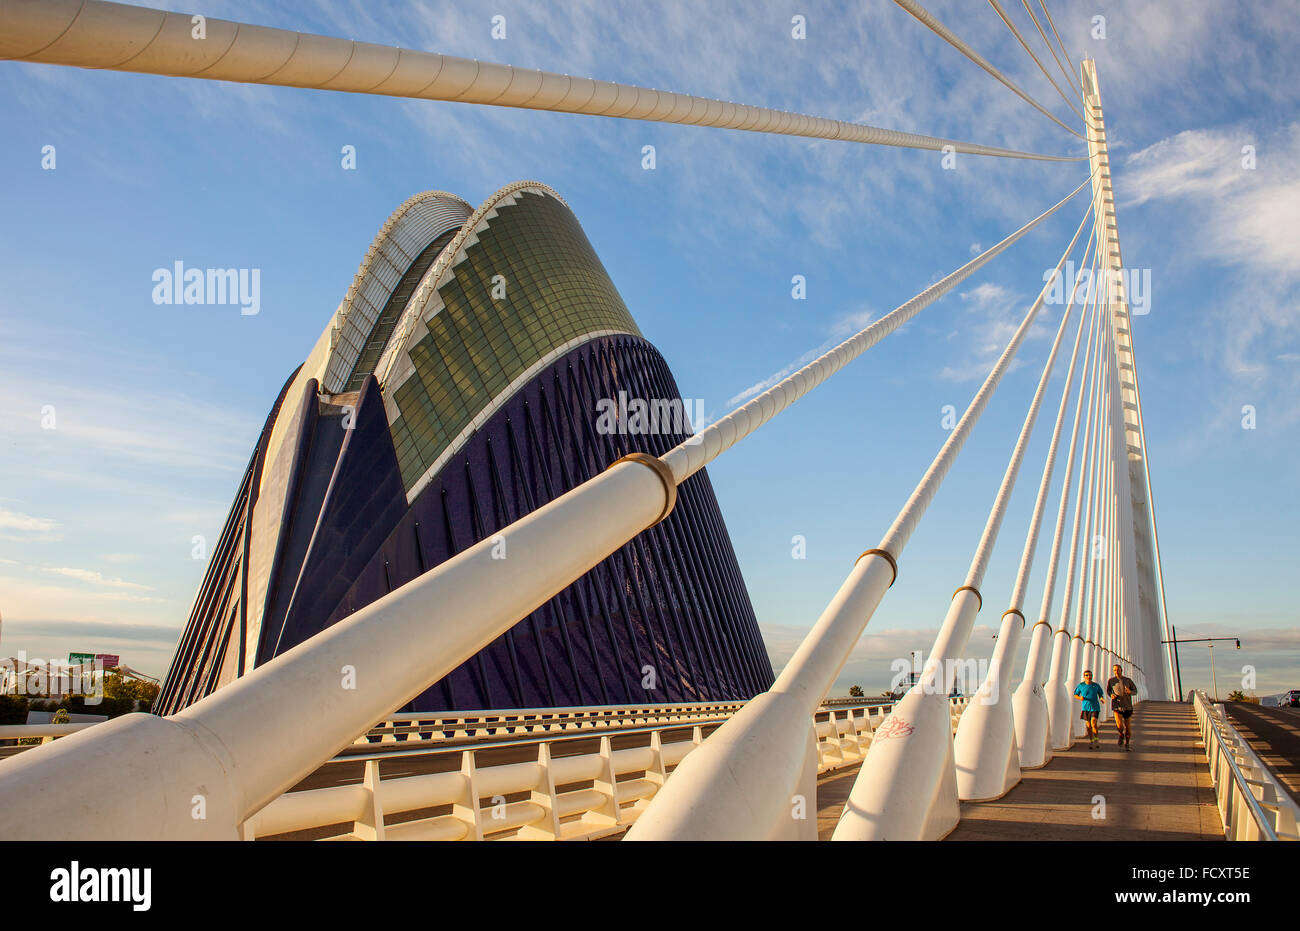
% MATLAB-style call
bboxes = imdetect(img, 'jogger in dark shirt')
[1107,663,1137,750]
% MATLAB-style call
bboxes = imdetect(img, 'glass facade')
[342,228,459,393]
[387,189,641,489]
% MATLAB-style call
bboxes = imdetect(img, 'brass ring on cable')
[855,548,898,587]
[952,585,982,610]
[1072,634,1084,642]
[1031,620,1053,633]
[1001,608,1025,629]
[608,453,677,526]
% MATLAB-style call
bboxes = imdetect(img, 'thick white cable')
[631,204,1092,841]
[879,205,1093,569]
[1011,240,1100,767]
[1082,323,1116,670]
[1045,259,1103,683]
[1062,270,1110,696]
[830,207,1092,837]
[1035,0,1084,96]
[948,210,1095,793]
[1101,339,1117,673]
[660,170,1097,484]
[891,0,1085,139]
[0,0,1084,162]
[1105,310,1131,669]
[986,0,1085,124]
[1034,240,1101,632]
[1104,307,1142,673]
[1007,226,1097,610]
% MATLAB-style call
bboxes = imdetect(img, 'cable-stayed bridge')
[0,0,1294,844]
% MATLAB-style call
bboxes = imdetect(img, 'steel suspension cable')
[1097,320,1117,673]
[631,202,1094,841]
[1104,307,1132,671]
[890,0,1085,139]
[1064,270,1110,690]
[1037,240,1101,645]
[660,169,1098,484]
[986,0,1086,124]
[1103,306,1142,676]
[1021,232,1101,760]
[1035,0,1084,96]
[830,206,1096,839]
[880,203,1093,573]
[950,210,1097,783]
[0,0,1085,163]
[1081,306,1117,676]
[1006,225,1098,613]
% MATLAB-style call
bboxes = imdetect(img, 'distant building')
[157,182,773,715]
[1,657,102,699]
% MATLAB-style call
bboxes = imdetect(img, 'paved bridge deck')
[817,700,1223,841]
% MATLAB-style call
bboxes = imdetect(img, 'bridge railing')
[358,698,905,744]
[244,696,969,840]
[356,701,750,745]
[1192,690,1299,841]
[0,722,97,744]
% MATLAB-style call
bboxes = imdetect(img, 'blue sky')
[1,0,1296,699]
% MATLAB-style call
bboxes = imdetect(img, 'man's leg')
[1123,712,1133,746]
[1114,710,1125,744]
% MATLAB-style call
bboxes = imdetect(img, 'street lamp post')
[1160,634,1241,702]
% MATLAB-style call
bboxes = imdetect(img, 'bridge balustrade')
[1192,690,1299,841]
[243,696,968,840]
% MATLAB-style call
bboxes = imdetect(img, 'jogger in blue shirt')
[1073,670,1105,748]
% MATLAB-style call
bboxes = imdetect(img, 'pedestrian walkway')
[815,700,1223,840]
[948,700,1222,840]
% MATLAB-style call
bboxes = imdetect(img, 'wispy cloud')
[1123,123,1300,439]
[938,282,1029,382]
[0,506,62,541]
[1123,124,1300,279]
[0,383,254,475]
[1,618,180,645]
[43,567,152,592]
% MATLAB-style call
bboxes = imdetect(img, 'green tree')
[0,695,29,725]
[103,673,160,708]
[848,685,864,697]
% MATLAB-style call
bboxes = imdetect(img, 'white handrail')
[1192,691,1299,841]
[0,723,98,740]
